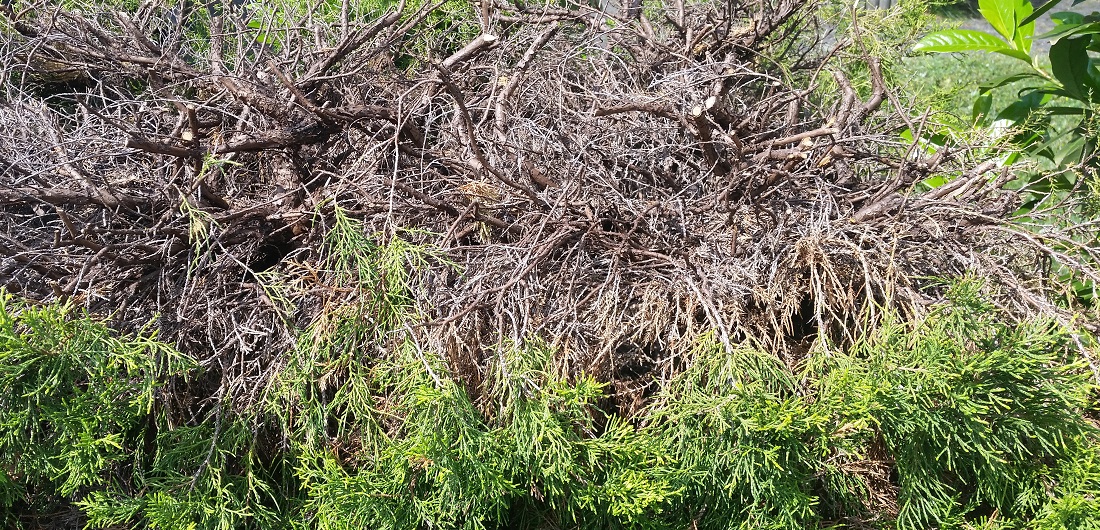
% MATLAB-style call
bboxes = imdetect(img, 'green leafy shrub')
[643,279,1099,529]
[80,418,297,529]
[912,0,1098,170]
[912,0,1100,306]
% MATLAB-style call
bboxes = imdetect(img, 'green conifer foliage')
[0,293,193,525]
[4,245,1099,529]
[849,281,1097,528]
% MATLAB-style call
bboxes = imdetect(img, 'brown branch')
[334,104,427,147]
[300,1,405,87]
[267,59,334,123]
[126,136,203,159]
[442,33,499,69]
[495,22,560,141]
[0,186,149,209]
[435,66,545,205]
[214,122,341,154]
[767,127,839,148]
[595,102,680,121]
[384,178,521,235]
[690,104,729,178]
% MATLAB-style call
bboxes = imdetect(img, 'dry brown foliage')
[1,0,1092,411]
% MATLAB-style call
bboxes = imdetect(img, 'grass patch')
[898,51,1033,125]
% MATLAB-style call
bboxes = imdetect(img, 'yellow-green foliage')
[5,241,1099,530]
[0,292,193,525]
[296,341,678,530]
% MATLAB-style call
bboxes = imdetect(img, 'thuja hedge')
[1,282,1099,529]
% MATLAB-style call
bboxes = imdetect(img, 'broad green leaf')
[978,72,1045,92]
[1036,21,1100,41]
[997,90,1050,119]
[973,91,993,124]
[1042,105,1090,115]
[989,91,1049,142]
[1032,142,1057,163]
[1052,11,1085,26]
[1041,87,1086,98]
[1071,279,1095,303]
[901,127,952,158]
[1053,173,1078,191]
[1022,173,1075,194]
[1007,127,1047,152]
[1012,0,1034,52]
[914,29,1010,53]
[922,175,950,189]
[1019,0,1065,26]
[1050,36,1098,101]
[979,0,1020,41]
[912,30,1031,62]
[993,47,1036,62]
[1054,136,1088,165]
[1078,123,1098,161]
